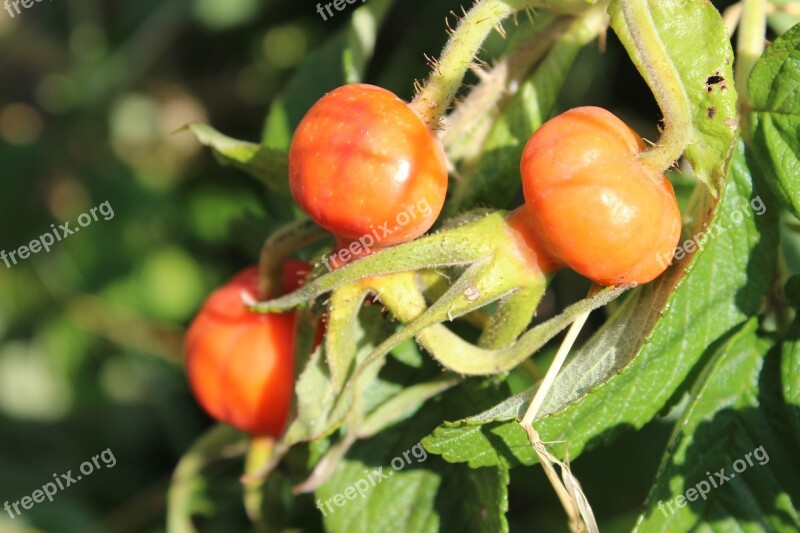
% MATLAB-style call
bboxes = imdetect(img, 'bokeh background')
[1,0,797,532]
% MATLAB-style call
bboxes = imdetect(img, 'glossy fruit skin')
[520,106,681,285]
[185,267,295,437]
[505,206,562,275]
[288,84,448,247]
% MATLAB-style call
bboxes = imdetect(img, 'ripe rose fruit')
[520,106,681,285]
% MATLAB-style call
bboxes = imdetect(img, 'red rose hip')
[520,106,681,285]
[288,83,448,248]
[185,267,295,436]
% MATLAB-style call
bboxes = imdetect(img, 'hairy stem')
[257,219,327,299]
[617,0,692,177]
[410,0,518,128]
[442,12,568,160]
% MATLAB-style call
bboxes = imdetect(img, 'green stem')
[735,0,766,112]
[249,213,505,313]
[442,12,568,160]
[243,436,274,522]
[257,218,326,299]
[356,279,628,378]
[410,0,517,128]
[617,0,692,177]
[478,285,543,348]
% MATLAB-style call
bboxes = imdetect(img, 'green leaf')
[262,0,395,149]
[316,382,510,533]
[610,0,738,196]
[325,284,370,392]
[747,22,800,219]
[183,123,289,192]
[635,320,800,530]
[317,449,508,533]
[167,424,249,533]
[358,375,460,439]
[782,315,800,451]
[448,6,607,213]
[283,303,394,445]
[423,140,778,468]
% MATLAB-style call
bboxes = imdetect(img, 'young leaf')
[635,320,800,530]
[325,284,370,392]
[423,140,778,468]
[610,0,738,196]
[183,123,289,192]
[747,22,800,219]
[283,303,395,445]
[358,375,460,439]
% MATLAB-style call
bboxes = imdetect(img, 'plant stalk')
[735,0,767,112]
[617,0,692,177]
[410,0,518,128]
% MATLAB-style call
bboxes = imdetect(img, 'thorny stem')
[410,0,517,128]
[441,13,570,159]
[410,0,601,129]
[735,0,767,112]
[618,0,692,177]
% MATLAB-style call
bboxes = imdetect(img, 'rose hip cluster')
[184,84,681,436]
